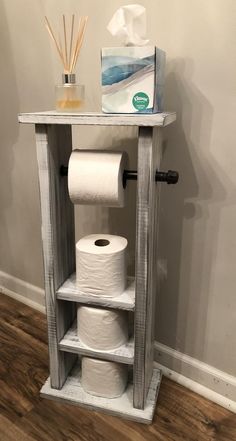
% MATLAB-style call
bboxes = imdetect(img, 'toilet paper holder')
[18,110,179,423]
[60,165,179,187]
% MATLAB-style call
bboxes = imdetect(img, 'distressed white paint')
[57,274,135,310]
[18,111,176,127]
[133,127,162,409]
[41,363,162,424]
[59,319,133,364]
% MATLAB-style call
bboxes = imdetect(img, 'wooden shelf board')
[40,364,162,424]
[59,320,134,364]
[57,274,135,311]
[18,110,176,127]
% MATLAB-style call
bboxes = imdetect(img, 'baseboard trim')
[0,270,45,314]
[154,341,236,412]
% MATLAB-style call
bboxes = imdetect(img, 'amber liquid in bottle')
[56,74,85,112]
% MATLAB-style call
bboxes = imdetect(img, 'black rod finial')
[156,170,179,184]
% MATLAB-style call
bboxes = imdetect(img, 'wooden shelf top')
[59,320,134,365]
[18,110,176,127]
[57,274,135,311]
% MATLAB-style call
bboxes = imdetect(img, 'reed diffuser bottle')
[56,73,84,111]
[45,14,88,112]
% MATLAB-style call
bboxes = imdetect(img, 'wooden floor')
[0,293,235,441]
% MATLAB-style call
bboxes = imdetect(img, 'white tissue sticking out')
[107,4,149,46]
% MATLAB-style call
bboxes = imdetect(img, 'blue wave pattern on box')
[102,56,139,71]
[102,55,154,86]
[101,46,165,113]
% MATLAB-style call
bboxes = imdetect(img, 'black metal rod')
[60,165,69,176]
[123,170,137,188]
[60,166,179,185]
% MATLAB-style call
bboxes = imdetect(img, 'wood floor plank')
[0,415,36,441]
[0,294,47,345]
[0,294,48,421]
[0,293,235,441]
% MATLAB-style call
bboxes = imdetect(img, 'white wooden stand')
[18,111,176,424]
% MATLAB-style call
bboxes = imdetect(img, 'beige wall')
[0,0,53,288]
[0,0,236,380]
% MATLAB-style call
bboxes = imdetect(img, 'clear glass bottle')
[55,73,85,112]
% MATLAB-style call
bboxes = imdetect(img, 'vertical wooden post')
[35,124,76,389]
[133,127,162,409]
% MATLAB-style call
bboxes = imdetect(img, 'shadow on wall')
[0,2,19,270]
[156,58,228,364]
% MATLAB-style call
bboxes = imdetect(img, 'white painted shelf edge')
[57,275,135,311]
[40,364,162,424]
[59,320,134,364]
[18,111,176,127]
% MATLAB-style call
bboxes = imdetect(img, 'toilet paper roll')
[76,234,127,297]
[81,357,128,398]
[68,150,127,207]
[77,305,128,350]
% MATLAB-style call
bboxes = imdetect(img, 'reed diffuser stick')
[69,17,82,72]
[63,15,68,71]
[45,16,65,67]
[69,14,75,70]
[71,17,88,72]
[45,14,88,74]
[58,33,66,68]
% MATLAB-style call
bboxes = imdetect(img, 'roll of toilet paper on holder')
[81,357,128,398]
[77,305,128,350]
[76,234,127,297]
[68,149,127,207]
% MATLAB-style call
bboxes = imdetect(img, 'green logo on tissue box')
[132,92,149,111]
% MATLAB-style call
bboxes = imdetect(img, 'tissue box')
[101,46,165,114]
